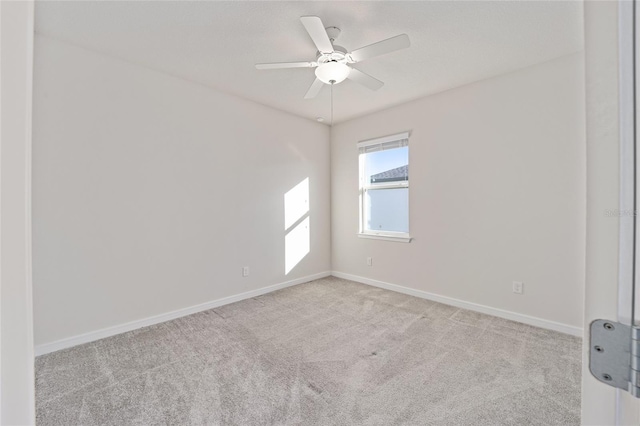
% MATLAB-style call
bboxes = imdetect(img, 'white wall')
[331,53,585,331]
[0,1,36,424]
[32,34,586,352]
[32,36,331,347]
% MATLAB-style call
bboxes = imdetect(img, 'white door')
[617,0,640,421]
[624,1,640,422]
[583,1,640,424]
[617,1,640,423]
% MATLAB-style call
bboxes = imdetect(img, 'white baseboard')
[36,269,582,356]
[331,271,583,337]
[34,271,331,356]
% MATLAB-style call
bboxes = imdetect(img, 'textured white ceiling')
[35,1,584,124]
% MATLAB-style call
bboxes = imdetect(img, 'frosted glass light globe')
[315,62,350,84]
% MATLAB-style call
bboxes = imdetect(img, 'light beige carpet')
[35,276,581,425]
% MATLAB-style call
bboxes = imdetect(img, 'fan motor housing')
[317,45,349,64]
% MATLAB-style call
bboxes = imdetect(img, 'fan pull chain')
[330,81,334,126]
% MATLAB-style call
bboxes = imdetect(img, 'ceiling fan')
[255,16,410,99]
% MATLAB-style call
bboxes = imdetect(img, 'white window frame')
[358,132,412,243]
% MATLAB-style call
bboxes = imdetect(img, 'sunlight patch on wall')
[284,178,309,230]
[284,178,310,275]
[285,216,310,275]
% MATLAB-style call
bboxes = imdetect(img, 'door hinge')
[589,319,640,397]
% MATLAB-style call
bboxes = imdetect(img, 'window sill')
[358,233,412,243]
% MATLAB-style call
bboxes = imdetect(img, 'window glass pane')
[364,146,408,184]
[364,187,409,233]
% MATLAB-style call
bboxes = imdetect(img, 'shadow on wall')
[284,177,310,275]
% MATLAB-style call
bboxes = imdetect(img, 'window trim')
[358,131,410,148]
[357,232,412,243]
[358,131,412,242]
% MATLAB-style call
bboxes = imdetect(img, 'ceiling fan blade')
[304,78,324,99]
[348,34,410,63]
[300,16,334,54]
[255,61,317,70]
[347,67,384,91]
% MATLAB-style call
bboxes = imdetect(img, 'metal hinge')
[589,319,640,397]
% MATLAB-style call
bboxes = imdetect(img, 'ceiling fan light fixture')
[315,62,350,85]
[256,16,410,98]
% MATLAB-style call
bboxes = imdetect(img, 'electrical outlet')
[242,266,250,277]
[367,257,373,266]
[512,281,524,294]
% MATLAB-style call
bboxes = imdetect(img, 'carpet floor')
[35,277,582,425]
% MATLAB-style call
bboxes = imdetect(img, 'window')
[358,132,411,242]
